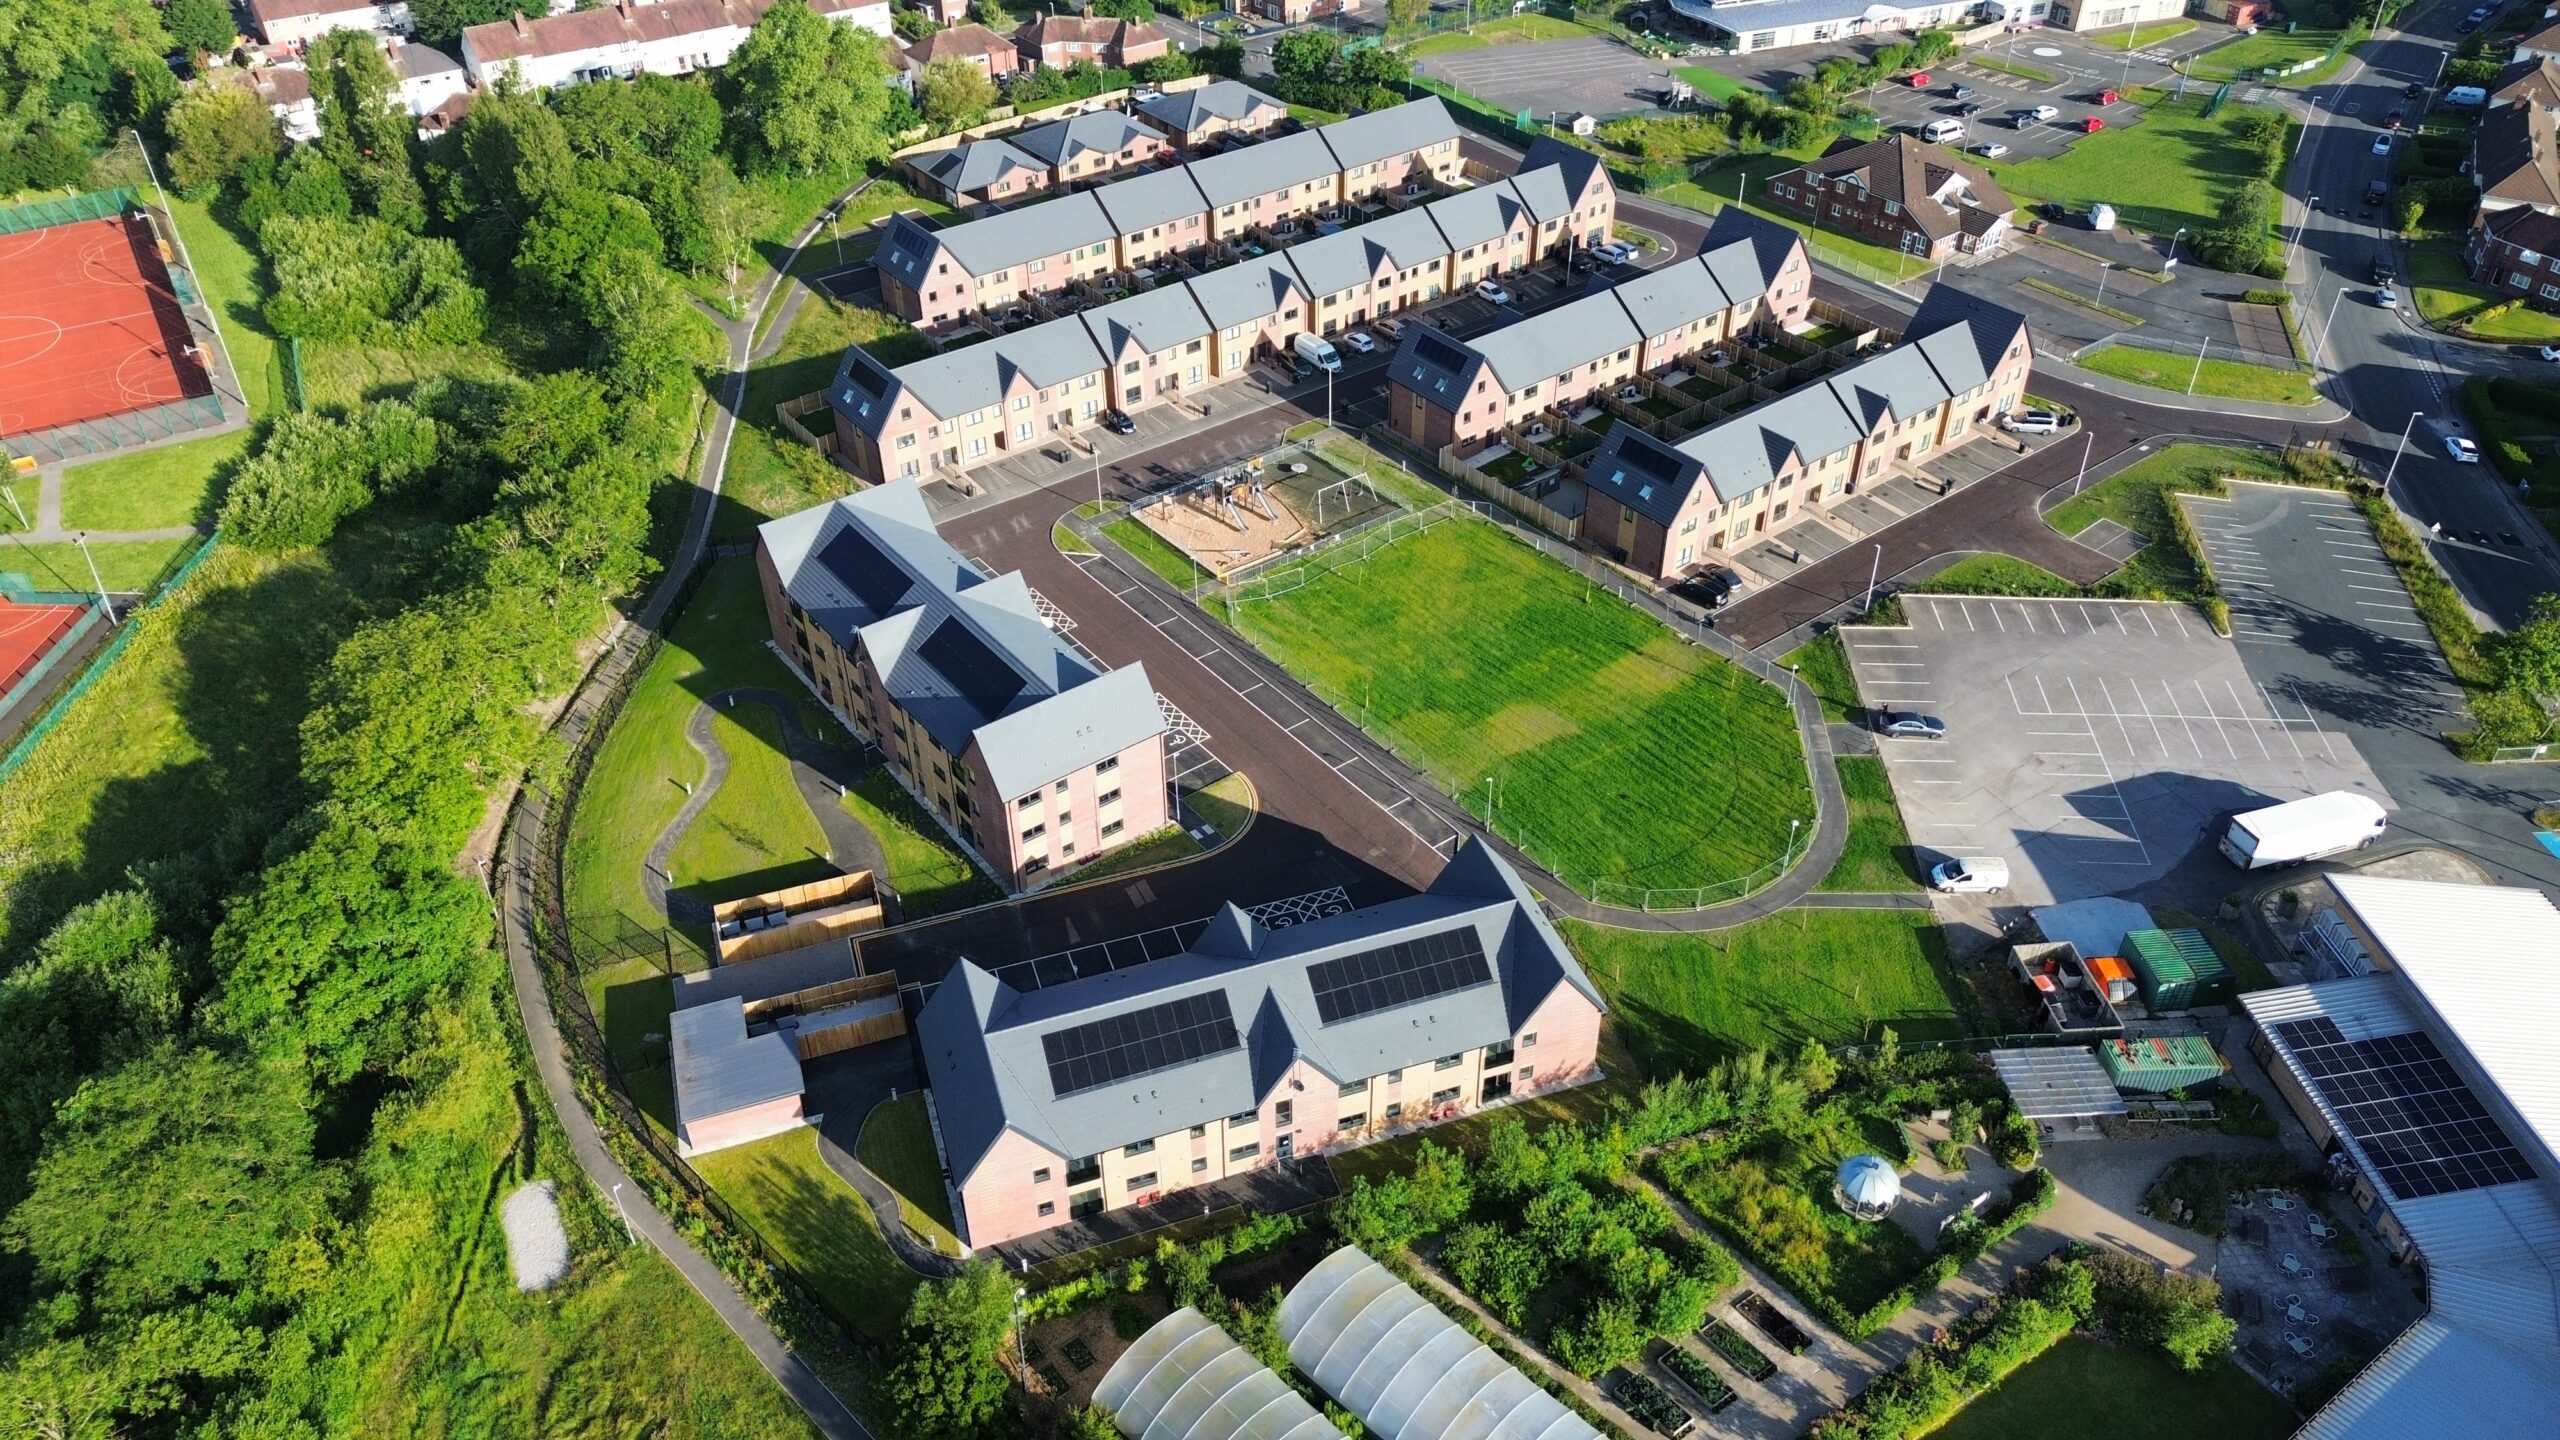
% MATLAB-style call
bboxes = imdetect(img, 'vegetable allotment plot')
[1228,514,1811,901]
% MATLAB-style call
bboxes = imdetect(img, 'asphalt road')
[2286,4,2560,626]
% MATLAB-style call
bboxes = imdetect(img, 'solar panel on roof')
[815,523,915,616]
[2270,1019,2535,1199]
[1614,433,1684,483]
[1413,330,1474,371]
[916,618,1027,715]
[1307,928,1493,1025]
[1041,991,1241,1097]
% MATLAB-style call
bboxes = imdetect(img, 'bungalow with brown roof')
[1013,12,1168,70]
[1762,133,2012,261]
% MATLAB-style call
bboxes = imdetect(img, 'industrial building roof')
[2096,1034,2222,1090]
[1096,1308,1348,1440]
[1279,1246,1601,1440]
[915,841,1603,1183]
[1988,1047,2128,1121]
[670,999,805,1126]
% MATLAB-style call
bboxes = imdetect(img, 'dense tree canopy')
[918,55,999,130]
[874,1263,1021,1440]
[165,79,283,196]
[408,0,518,48]
[163,0,238,59]
[724,0,902,175]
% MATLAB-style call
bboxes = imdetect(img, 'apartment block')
[1580,285,2034,580]
[757,482,1171,892]
[1387,206,1807,458]
[919,840,1606,1248]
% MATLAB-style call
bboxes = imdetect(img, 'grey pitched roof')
[1605,254,1738,339]
[1683,383,1866,503]
[1421,178,1532,252]
[1282,207,1449,296]
[1464,292,1642,393]
[671,999,805,1126]
[916,840,1605,1184]
[1787,133,2011,244]
[1314,97,1462,171]
[828,346,907,439]
[1079,285,1214,358]
[1696,205,1803,304]
[1904,283,2028,390]
[938,190,1118,276]
[1582,425,1702,528]
[1823,341,1951,433]
[1188,128,1342,206]
[1519,135,1607,206]
[1503,163,1579,227]
[760,483,1165,793]
[395,42,463,79]
[914,135,1048,195]
[1010,109,1156,168]
[873,212,945,293]
[1387,322,1489,413]
[1092,164,1212,236]
[1137,79,1285,132]
[1184,252,1306,331]
[860,317,1105,423]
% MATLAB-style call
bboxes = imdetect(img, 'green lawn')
[1784,632,1859,723]
[1980,90,2291,238]
[2045,443,2283,541]
[1931,1336,2294,1440]
[688,1126,918,1340]
[1674,66,1763,104]
[1230,516,1812,899]
[2185,27,2349,84]
[2461,302,2560,342]
[168,197,281,419]
[1818,756,1919,893]
[1104,515,1215,589]
[1968,53,2060,86]
[1405,13,1591,58]
[715,294,930,546]
[2078,344,2318,406]
[1914,554,2082,596]
[57,430,249,532]
[563,558,806,940]
[665,699,836,909]
[2107,19,2198,48]
[1562,909,1967,1076]
[857,1092,960,1253]
[842,768,1001,921]
[0,535,195,592]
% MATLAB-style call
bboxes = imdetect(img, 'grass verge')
[858,1092,961,1252]
[716,293,930,546]
[689,1127,918,1340]
[1103,515,1215,590]
[843,768,1002,921]
[1784,631,1859,723]
[1818,756,1919,893]
[2020,275,2145,327]
[1969,53,2060,85]
[0,535,195,592]
[665,699,836,909]
[1928,1336,2293,1440]
[58,430,248,531]
[2077,344,2317,406]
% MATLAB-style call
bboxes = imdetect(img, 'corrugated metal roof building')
[2096,1034,2223,1095]
[2123,927,2232,1012]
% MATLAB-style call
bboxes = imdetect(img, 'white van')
[2088,202,2118,231]
[1921,118,1967,145]
[2445,85,2488,107]
[1930,856,2010,894]
[1293,332,1343,373]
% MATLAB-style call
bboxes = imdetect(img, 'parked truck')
[2217,792,2388,870]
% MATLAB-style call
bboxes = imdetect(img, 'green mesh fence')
[0,533,221,784]
[2,393,228,466]
[0,187,140,235]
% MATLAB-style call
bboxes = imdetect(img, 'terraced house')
[871,99,1466,329]
[834,151,1616,482]
[918,840,1606,1247]
[1579,285,2034,580]
[1135,79,1290,148]
[1386,205,1811,459]
[756,482,1172,891]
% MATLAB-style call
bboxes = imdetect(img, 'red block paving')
[0,599,86,694]
[0,215,212,438]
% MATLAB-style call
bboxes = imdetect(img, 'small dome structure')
[1834,1154,1901,1221]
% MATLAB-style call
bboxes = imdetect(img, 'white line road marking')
[2258,682,2309,763]
[2016,602,2038,633]
[2156,678,2204,757]
[2223,679,2277,761]
[2286,678,2340,763]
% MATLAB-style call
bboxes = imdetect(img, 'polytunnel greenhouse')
[1093,1306,1347,1440]
[1277,1246,1600,1440]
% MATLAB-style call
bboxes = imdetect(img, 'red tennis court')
[0,215,211,438]
[0,599,88,696]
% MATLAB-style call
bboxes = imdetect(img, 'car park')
[2385,109,2405,130]
[1592,240,1637,265]
[1971,140,2009,158]
[1879,712,1947,739]
[1948,82,1974,99]
[1340,330,1375,355]
[1929,856,2009,894]
[2028,103,2059,121]
[1102,409,1137,435]
[1474,279,1512,304]
[2445,436,2481,463]
[1907,71,1932,87]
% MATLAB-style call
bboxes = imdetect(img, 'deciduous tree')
[875,1261,1020,1440]
[165,80,281,196]
[164,0,237,59]
[918,55,999,130]
[726,1,902,175]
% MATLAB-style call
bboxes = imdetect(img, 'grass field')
[1980,91,2291,238]
[1968,53,2060,85]
[1931,1337,2294,1440]
[169,198,282,419]
[1230,515,1812,899]
[1784,632,1860,723]
[842,767,1001,920]
[1818,757,1918,893]
[1104,515,1215,590]
[1674,66,1763,104]
[1405,13,1591,57]
[1652,148,1929,281]
[2185,27,2348,84]
[2045,443,2282,541]
[58,429,249,531]
[563,558,806,938]
[1914,553,2085,597]
[858,1092,960,1252]
[716,294,930,545]
[2106,18,2197,47]
[665,699,836,908]
[1562,909,1966,1076]
[689,1126,918,1340]
[2077,344,2318,406]
[0,535,196,592]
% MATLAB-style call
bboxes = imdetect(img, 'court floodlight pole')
[131,129,246,415]
[73,532,116,624]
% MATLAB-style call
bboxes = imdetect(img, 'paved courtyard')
[1851,593,2387,906]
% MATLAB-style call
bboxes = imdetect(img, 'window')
[1098,788,1121,807]
[1017,794,1041,812]
[1386,1068,1403,1084]
[1012,394,1030,411]
[1038,1200,1056,1217]
[1020,824,1045,843]
[1032,1166,1052,1184]
[1228,1110,1256,1128]
[1385,1102,1404,1122]
[1341,1113,1366,1130]
[1190,1124,1207,1138]
[1339,1078,1368,1097]
[1521,1032,1538,1049]
[1102,820,1123,838]
[1230,1142,1260,1163]
[1067,1154,1100,1185]
[1432,1087,1461,1106]
[1123,1139,1155,1158]
[2514,272,2535,290]
[1126,1171,1157,1191]
[1191,1157,1208,1173]
[2544,283,2560,301]
[1517,1066,1534,1084]
[1274,1100,1293,1127]
[1434,1053,1464,1071]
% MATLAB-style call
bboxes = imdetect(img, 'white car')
[2375,286,2399,309]
[2028,104,2059,122]
[1971,141,2010,158]
[1592,240,1637,265]
[2371,135,2392,155]
[2445,436,2481,463]
[2000,409,2066,435]
[1474,279,1513,304]
[2539,344,2560,362]
[1341,330,1376,355]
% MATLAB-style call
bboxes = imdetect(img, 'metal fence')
[2,392,228,466]
[2070,327,2303,375]
[0,186,139,234]
[2489,743,2560,763]
[0,532,220,784]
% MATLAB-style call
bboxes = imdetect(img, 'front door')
[1276,1134,1294,1162]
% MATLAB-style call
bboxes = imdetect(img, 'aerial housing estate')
[756,481,1170,892]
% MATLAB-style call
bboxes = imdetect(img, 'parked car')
[2539,344,2560,362]
[1907,71,1933,87]
[1474,279,1512,304]
[1948,82,1975,99]
[1592,239,1637,265]
[1287,354,1315,380]
[1373,316,1406,340]
[2376,286,2399,309]
[2372,259,2395,284]
[2371,134,2393,155]
[1957,101,1987,116]
[1878,712,1947,739]
[2028,103,2060,121]
[1971,140,2009,158]
[2385,109,2406,130]
[2081,115,2107,133]
[1931,856,2010,894]
[1670,572,1730,609]
[2001,409,2066,435]
[2404,81,2426,98]
[1341,330,1376,355]
[2008,108,2040,128]
[2446,436,2482,463]
[1101,409,1137,435]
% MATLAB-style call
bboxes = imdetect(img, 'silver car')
[1879,712,1948,739]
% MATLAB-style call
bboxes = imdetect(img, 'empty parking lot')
[1852,593,2387,906]
[1415,37,1673,121]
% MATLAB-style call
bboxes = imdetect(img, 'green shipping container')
[2124,928,2232,1011]
[2100,1034,2225,1095]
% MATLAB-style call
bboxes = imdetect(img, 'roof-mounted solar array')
[918,617,1029,714]
[1043,991,1242,1097]
[815,523,915,615]
[1307,928,1493,1025]
[2271,1018,2536,1200]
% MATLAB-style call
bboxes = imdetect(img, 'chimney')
[513,11,529,36]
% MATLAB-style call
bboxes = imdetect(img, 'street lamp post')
[2094,262,2114,307]
[2186,336,2211,395]
[2284,205,2312,266]
[2312,284,2347,372]
[2381,409,2424,502]
[2073,429,2096,495]
[1862,542,1882,614]
[2168,225,2187,269]
[609,1182,636,1244]
[72,531,115,624]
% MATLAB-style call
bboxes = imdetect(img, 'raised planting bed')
[1658,1346,1739,1413]
[1614,1370,1694,1437]
[1701,1318,1777,1382]
[1736,1291,1813,1355]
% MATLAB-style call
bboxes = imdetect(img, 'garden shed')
[2123,927,2233,1012]
[2098,1034,2225,1096]
[1095,1306,1345,1440]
